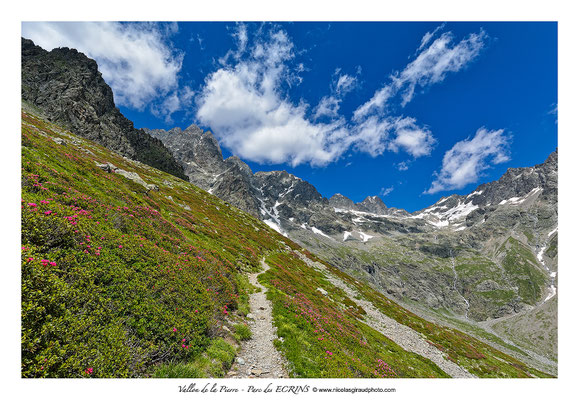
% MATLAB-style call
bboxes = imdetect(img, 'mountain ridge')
[150,118,557,371]
[22,108,554,377]
[20,37,558,377]
[21,37,187,180]
[149,119,556,237]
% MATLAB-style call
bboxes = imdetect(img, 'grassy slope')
[22,111,286,377]
[297,251,553,378]
[21,110,551,378]
[261,252,447,378]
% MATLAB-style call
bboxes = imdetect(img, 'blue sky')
[21,21,557,211]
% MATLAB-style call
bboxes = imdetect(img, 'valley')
[20,36,557,378]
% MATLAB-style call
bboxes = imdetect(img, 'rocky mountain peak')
[225,156,254,178]
[21,37,186,180]
[183,124,203,135]
[465,150,558,207]
[358,196,389,215]
[254,171,324,206]
[329,193,356,210]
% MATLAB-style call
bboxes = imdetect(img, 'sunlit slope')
[20,110,551,378]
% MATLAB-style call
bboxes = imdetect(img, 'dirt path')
[227,259,289,379]
[294,252,476,379]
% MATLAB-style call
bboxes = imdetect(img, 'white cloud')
[426,128,511,194]
[379,187,394,196]
[350,115,392,156]
[334,71,358,95]
[387,117,436,157]
[396,160,410,171]
[548,103,558,124]
[21,22,183,110]
[195,33,205,50]
[314,70,359,120]
[352,86,393,121]
[197,25,486,167]
[151,86,195,123]
[351,115,435,158]
[417,23,446,52]
[354,28,487,118]
[395,30,487,106]
[219,22,249,65]
[313,96,341,119]
[197,25,416,167]
[196,26,355,167]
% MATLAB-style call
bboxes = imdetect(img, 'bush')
[234,324,252,341]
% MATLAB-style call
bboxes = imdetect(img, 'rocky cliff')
[21,38,186,180]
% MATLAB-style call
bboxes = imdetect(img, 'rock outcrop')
[21,37,186,180]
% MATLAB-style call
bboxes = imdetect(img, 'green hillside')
[20,110,552,378]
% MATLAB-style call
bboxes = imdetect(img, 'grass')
[261,253,449,378]
[498,237,548,304]
[21,110,292,378]
[299,250,554,378]
[152,338,236,378]
[233,324,252,341]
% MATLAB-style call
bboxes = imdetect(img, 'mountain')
[21,38,186,180]
[145,126,262,217]
[21,108,553,378]
[21,39,557,378]
[151,119,557,372]
[306,151,558,369]
[330,194,411,217]
[150,124,421,237]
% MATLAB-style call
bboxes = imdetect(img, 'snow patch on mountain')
[311,226,331,239]
[264,218,285,236]
[358,231,373,242]
[467,190,483,198]
[258,197,287,236]
[499,187,542,206]
[410,200,478,228]
[536,243,557,303]
[429,220,450,228]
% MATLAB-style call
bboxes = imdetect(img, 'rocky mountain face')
[311,151,558,368]
[146,126,262,217]
[330,194,411,217]
[155,123,557,363]
[21,38,186,180]
[149,123,421,238]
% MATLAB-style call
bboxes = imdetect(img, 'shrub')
[234,324,252,341]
